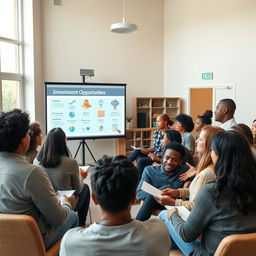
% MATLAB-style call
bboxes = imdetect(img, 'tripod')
[74,139,96,166]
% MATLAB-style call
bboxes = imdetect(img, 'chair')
[0,214,61,256]
[214,233,256,256]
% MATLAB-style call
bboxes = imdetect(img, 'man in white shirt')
[60,155,171,256]
[214,98,237,130]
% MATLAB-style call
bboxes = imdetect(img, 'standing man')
[214,98,237,130]
[0,109,78,249]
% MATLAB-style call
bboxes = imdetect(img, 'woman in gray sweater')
[34,128,90,226]
[158,130,256,256]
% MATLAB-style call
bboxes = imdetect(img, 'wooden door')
[190,88,213,132]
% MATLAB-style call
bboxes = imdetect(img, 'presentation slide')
[45,83,126,139]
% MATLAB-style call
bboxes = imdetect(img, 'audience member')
[34,127,90,226]
[231,123,256,159]
[159,131,256,255]
[214,98,237,130]
[136,142,188,221]
[174,114,195,153]
[162,129,194,166]
[252,119,256,146]
[25,121,43,163]
[0,109,78,249]
[194,110,212,138]
[60,155,171,256]
[128,114,173,177]
[156,126,223,211]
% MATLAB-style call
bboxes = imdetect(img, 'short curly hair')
[176,114,194,132]
[0,109,30,152]
[91,155,138,213]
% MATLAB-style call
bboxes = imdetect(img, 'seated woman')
[25,122,43,163]
[158,131,256,256]
[128,114,173,177]
[231,123,256,159]
[34,128,90,226]
[156,126,223,211]
[162,129,194,166]
[194,110,212,139]
[174,114,195,153]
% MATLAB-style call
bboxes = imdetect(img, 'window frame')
[0,0,24,111]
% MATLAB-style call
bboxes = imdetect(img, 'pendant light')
[111,0,138,34]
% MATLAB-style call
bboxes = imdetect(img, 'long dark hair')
[37,127,71,168]
[211,131,256,214]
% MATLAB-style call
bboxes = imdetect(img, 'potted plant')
[126,116,133,128]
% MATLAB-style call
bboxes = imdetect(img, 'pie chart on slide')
[69,111,75,118]
[69,126,75,132]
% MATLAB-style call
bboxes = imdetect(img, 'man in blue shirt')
[136,142,189,221]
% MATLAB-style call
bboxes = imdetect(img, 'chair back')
[214,233,256,256]
[0,214,46,256]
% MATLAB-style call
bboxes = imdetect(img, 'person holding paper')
[128,114,173,177]
[136,142,188,221]
[34,128,90,226]
[60,155,171,256]
[159,131,256,256]
[157,126,223,211]
[0,109,78,249]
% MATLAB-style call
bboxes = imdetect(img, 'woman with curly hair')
[174,114,195,153]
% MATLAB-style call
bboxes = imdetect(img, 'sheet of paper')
[56,190,76,201]
[80,165,90,171]
[165,205,190,221]
[131,145,141,150]
[141,181,162,197]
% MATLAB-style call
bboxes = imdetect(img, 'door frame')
[187,83,236,114]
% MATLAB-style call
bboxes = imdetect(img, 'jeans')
[75,183,90,226]
[158,210,200,256]
[46,210,79,249]
[136,194,165,221]
[127,149,154,177]
[136,185,171,221]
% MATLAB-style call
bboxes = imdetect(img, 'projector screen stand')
[74,139,96,166]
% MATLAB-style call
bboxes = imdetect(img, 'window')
[0,0,23,112]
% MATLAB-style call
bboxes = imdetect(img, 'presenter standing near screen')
[128,114,173,177]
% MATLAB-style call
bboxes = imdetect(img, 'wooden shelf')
[134,97,182,128]
[116,128,156,156]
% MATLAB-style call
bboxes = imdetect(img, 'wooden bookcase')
[133,97,182,128]
[116,128,156,156]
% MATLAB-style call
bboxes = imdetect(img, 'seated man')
[0,109,78,249]
[136,142,189,221]
[60,155,171,256]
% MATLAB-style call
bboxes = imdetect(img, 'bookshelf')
[133,97,182,128]
[116,128,156,156]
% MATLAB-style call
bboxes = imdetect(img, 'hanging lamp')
[111,0,138,34]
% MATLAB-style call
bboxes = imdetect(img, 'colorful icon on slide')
[69,111,75,118]
[69,126,75,132]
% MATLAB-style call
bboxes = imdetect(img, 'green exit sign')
[202,72,213,80]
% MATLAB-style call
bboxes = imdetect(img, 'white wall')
[39,0,164,162]
[164,0,256,125]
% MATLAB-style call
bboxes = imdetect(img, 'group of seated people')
[0,97,255,256]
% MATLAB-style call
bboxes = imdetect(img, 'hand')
[155,195,175,206]
[167,208,178,220]
[140,148,151,155]
[148,153,160,161]
[80,168,88,179]
[161,188,180,197]
[179,162,196,181]
[62,195,76,208]
[152,162,161,166]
